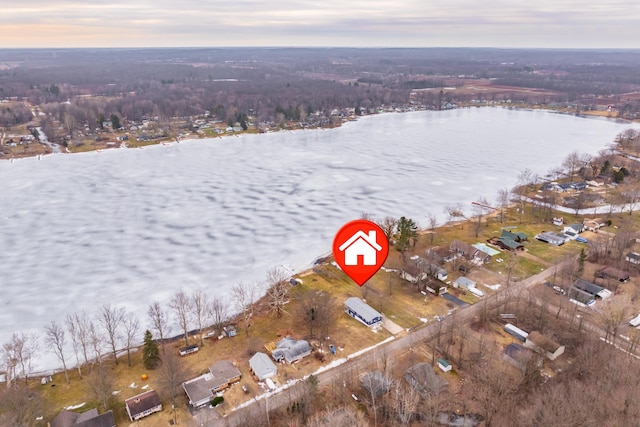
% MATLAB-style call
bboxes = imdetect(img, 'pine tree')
[142,330,160,370]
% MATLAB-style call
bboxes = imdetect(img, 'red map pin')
[332,219,389,286]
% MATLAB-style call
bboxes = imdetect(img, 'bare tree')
[0,384,45,427]
[471,197,491,237]
[496,188,511,223]
[191,288,211,346]
[2,332,38,385]
[377,216,397,241]
[296,289,336,341]
[427,212,438,244]
[122,311,140,367]
[391,379,420,425]
[65,312,90,378]
[232,282,257,336]
[443,204,465,228]
[265,267,290,318]
[44,321,69,383]
[147,301,169,353]
[170,290,192,346]
[85,365,114,411]
[562,151,585,182]
[88,320,103,367]
[210,295,229,332]
[159,350,186,413]
[99,304,125,365]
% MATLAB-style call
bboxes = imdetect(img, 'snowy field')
[0,107,635,371]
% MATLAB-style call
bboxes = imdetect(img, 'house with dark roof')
[503,343,538,372]
[50,409,115,427]
[404,362,449,395]
[249,352,278,381]
[344,297,382,328]
[360,370,392,397]
[183,360,242,408]
[525,331,565,361]
[271,337,312,364]
[572,278,612,299]
[568,286,596,307]
[124,390,162,421]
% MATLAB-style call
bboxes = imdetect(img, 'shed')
[249,352,278,381]
[437,358,452,372]
[125,390,162,422]
[564,223,584,234]
[344,297,382,327]
[595,266,630,282]
[223,325,237,337]
[525,331,565,361]
[504,323,528,342]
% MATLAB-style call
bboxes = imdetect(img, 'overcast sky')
[1,0,638,48]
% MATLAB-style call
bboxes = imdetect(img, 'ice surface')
[0,108,635,371]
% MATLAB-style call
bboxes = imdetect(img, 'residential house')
[503,343,538,372]
[415,257,448,281]
[344,297,383,328]
[595,266,630,282]
[125,390,162,422]
[450,240,491,264]
[249,352,278,381]
[568,286,596,307]
[535,231,567,246]
[404,362,449,395]
[572,278,612,299]
[338,230,383,266]
[488,230,527,252]
[525,331,565,361]
[50,409,115,427]
[563,223,584,234]
[360,370,392,397]
[271,337,312,364]
[626,252,640,265]
[183,360,242,408]
[583,218,606,232]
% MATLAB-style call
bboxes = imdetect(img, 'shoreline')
[3,104,636,162]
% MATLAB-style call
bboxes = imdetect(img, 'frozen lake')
[0,107,634,370]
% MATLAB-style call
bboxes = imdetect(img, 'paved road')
[201,255,594,427]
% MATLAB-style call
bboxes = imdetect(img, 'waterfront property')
[344,297,383,328]
[183,360,242,408]
[271,337,312,364]
[125,390,162,422]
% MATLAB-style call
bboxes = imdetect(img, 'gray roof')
[344,297,381,323]
[125,390,162,418]
[404,362,449,395]
[272,337,311,363]
[249,352,277,380]
[51,409,116,427]
[183,360,241,406]
[455,276,475,288]
[573,278,604,296]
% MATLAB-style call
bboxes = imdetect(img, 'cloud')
[1,0,639,47]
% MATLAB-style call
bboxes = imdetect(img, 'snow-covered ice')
[0,108,635,371]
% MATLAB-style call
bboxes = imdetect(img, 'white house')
[249,352,278,381]
[339,231,382,265]
[344,297,382,328]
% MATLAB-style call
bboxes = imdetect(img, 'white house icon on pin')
[338,230,383,266]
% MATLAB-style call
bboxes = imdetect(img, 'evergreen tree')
[396,216,418,252]
[577,248,587,278]
[142,330,160,369]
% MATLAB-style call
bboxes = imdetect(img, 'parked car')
[576,236,588,243]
